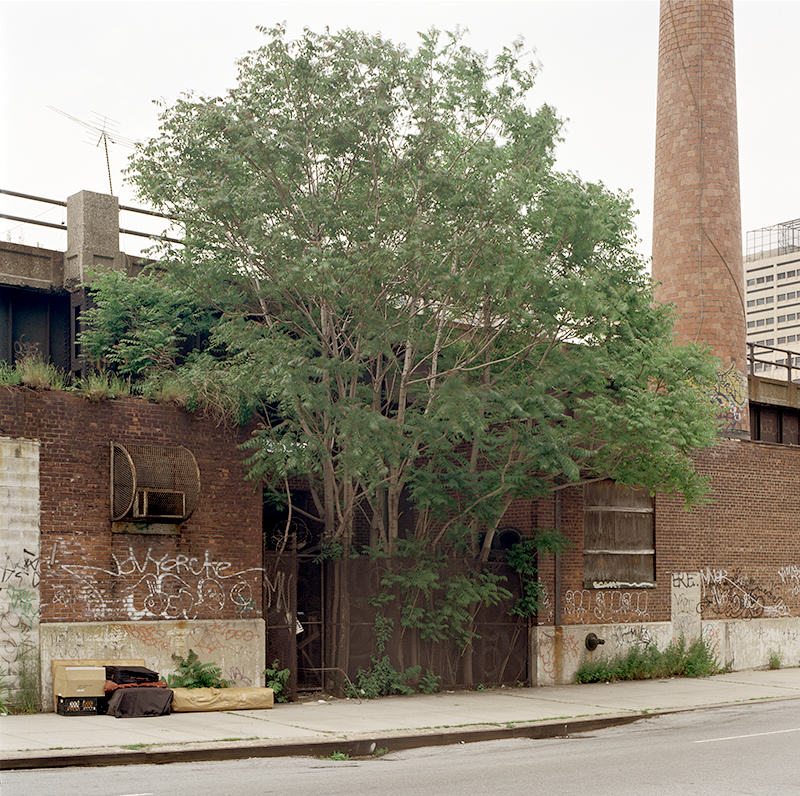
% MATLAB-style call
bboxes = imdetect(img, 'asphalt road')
[3,700,800,795]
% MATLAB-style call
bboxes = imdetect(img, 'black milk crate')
[56,695,102,716]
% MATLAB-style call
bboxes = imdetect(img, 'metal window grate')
[111,442,200,522]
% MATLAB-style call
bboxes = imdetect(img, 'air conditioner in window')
[132,488,186,520]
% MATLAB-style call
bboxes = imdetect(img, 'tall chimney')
[652,0,749,438]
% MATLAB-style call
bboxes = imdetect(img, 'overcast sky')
[1,0,798,258]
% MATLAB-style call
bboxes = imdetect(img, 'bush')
[575,638,720,684]
[346,656,420,699]
[167,649,230,688]
[418,670,441,695]
[265,660,291,703]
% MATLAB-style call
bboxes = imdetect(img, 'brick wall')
[0,387,262,624]
[541,440,800,627]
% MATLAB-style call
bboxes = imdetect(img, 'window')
[111,442,200,527]
[584,481,654,588]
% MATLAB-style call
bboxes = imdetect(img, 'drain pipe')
[553,490,563,685]
[554,490,562,626]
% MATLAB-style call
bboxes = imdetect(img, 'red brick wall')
[540,440,800,626]
[656,439,800,620]
[0,387,262,623]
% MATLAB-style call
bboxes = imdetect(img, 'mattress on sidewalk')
[171,686,274,712]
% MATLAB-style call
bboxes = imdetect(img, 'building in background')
[745,219,800,382]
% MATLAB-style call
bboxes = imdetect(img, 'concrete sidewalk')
[4,668,800,770]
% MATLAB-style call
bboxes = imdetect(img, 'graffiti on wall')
[0,437,42,700]
[699,567,788,619]
[712,363,748,434]
[39,619,264,709]
[45,544,263,622]
[778,566,800,596]
[671,571,702,642]
[562,588,650,623]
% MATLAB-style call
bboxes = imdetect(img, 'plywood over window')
[584,481,654,588]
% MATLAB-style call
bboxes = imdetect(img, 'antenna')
[48,106,139,195]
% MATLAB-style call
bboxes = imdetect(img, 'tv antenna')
[48,106,139,195]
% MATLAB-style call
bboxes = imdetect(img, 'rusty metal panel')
[783,412,800,445]
[759,407,780,442]
[0,289,10,362]
[337,558,527,690]
[263,550,297,696]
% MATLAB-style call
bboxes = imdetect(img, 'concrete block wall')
[0,437,41,703]
[39,619,266,710]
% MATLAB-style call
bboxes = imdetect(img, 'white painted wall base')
[703,618,800,672]
[39,618,265,711]
[534,622,673,686]
[535,617,800,686]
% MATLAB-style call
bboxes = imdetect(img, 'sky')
[1,0,799,259]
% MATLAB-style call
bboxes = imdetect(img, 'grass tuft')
[77,371,131,401]
[17,354,68,390]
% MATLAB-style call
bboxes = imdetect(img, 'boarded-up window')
[584,481,654,588]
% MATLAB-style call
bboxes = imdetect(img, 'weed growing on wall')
[374,540,512,649]
[16,354,67,391]
[77,371,132,401]
[0,361,22,386]
[506,530,569,619]
[575,637,720,684]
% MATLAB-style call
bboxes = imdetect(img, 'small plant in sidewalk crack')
[768,650,782,670]
[328,751,350,761]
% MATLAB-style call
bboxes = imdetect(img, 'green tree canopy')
[83,26,719,560]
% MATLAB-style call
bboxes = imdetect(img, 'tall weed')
[576,638,720,684]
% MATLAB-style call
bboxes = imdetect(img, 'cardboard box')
[51,658,145,711]
[52,665,106,708]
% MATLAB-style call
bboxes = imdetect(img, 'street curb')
[0,713,643,771]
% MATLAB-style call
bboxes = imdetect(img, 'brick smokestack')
[652,0,749,437]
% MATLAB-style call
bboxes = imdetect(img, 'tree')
[83,26,719,680]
